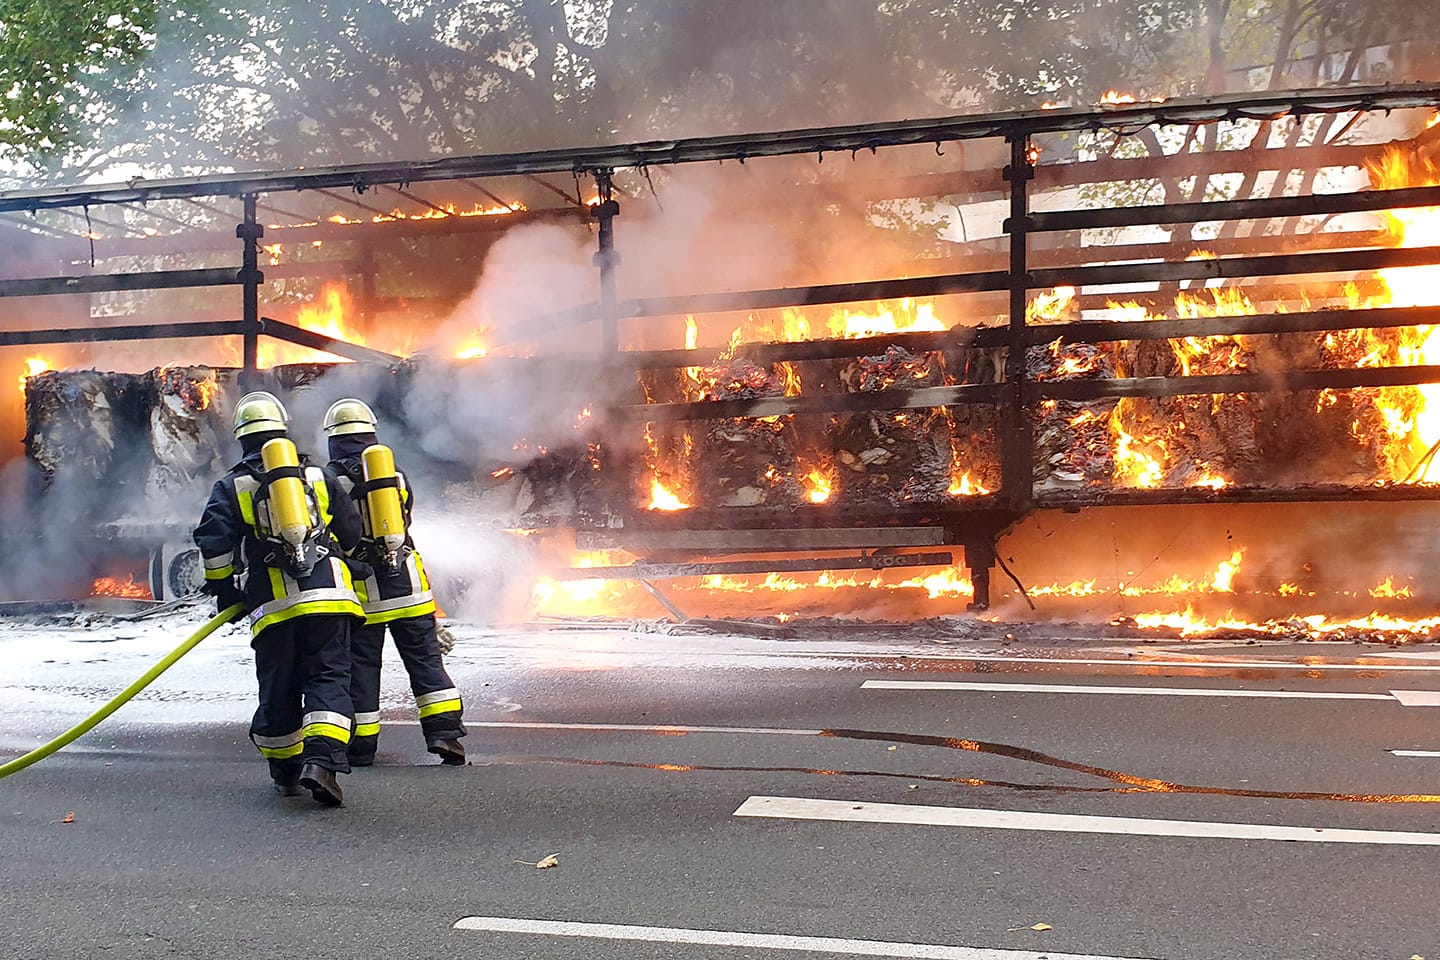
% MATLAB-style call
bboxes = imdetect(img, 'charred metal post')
[1000,135,1036,512]
[592,168,621,353]
[965,539,995,612]
[237,194,264,387]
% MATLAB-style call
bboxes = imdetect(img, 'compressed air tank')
[361,444,406,553]
[261,438,311,546]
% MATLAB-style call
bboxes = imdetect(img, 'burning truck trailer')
[9,84,1440,639]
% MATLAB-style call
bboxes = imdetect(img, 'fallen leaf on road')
[514,854,560,869]
[59,812,75,824]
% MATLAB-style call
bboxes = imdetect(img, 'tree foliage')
[0,0,156,157]
[2,0,1438,177]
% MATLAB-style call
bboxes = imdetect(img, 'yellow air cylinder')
[261,438,311,546]
[362,444,406,554]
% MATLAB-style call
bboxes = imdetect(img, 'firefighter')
[193,391,366,807]
[322,398,466,767]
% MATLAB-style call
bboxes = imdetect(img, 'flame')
[801,466,834,504]
[324,202,522,226]
[947,471,990,497]
[824,298,944,340]
[17,355,51,395]
[456,339,489,360]
[253,282,415,367]
[193,377,218,411]
[1210,549,1244,593]
[1098,91,1165,106]
[91,574,151,599]
[1370,576,1414,599]
[1109,399,1165,488]
[647,476,689,511]
[1028,286,1076,323]
[1428,111,1440,131]
[684,315,699,351]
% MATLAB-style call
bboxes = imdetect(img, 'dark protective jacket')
[194,447,365,637]
[328,435,437,625]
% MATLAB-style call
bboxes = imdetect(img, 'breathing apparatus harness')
[242,438,330,580]
[335,445,410,577]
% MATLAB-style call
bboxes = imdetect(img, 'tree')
[0,0,157,160]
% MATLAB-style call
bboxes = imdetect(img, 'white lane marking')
[1389,690,1440,707]
[862,679,1395,701]
[920,654,1440,671]
[452,640,1440,670]
[734,796,1440,846]
[451,916,1155,959]
[1390,749,1440,758]
[388,720,823,735]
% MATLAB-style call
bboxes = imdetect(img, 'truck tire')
[149,541,205,601]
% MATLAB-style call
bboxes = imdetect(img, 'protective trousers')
[249,613,355,785]
[348,614,465,763]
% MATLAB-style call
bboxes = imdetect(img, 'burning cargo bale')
[1101,329,1412,488]
[147,366,229,498]
[685,356,802,509]
[831,347,951,506]
[517,443,610,526]
[1031,341,1118,487]
[24,370,154,505]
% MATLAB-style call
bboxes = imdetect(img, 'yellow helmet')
[232,391,289,438]
[322,398,378,437]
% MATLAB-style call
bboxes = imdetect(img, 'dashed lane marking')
[734,796,1440,844]
[450,916,1157,959]
[863,679,1440,705]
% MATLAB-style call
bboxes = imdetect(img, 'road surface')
[3,614,1440,959]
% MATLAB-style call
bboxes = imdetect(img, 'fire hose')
[0,602,244,780]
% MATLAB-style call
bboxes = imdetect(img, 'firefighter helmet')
[232,391,289,439]
[322,398,378,437]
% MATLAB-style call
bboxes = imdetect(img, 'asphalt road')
[5,623,1440,959]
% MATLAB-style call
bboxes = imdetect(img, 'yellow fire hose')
[0,602,244,780]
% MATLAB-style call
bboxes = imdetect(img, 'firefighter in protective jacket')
[193,391,366,806]
[323,398,467,766]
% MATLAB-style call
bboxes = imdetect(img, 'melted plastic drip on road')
[496,754,1122,794]
[479,724,1440,803]
[821,728,1440,803]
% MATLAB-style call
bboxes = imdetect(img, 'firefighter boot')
[426,738,466,765]
[273,777,303,798]
[299,762,344,807]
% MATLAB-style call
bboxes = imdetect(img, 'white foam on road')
[451,916,1156,959]
[734,796,1440,845]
